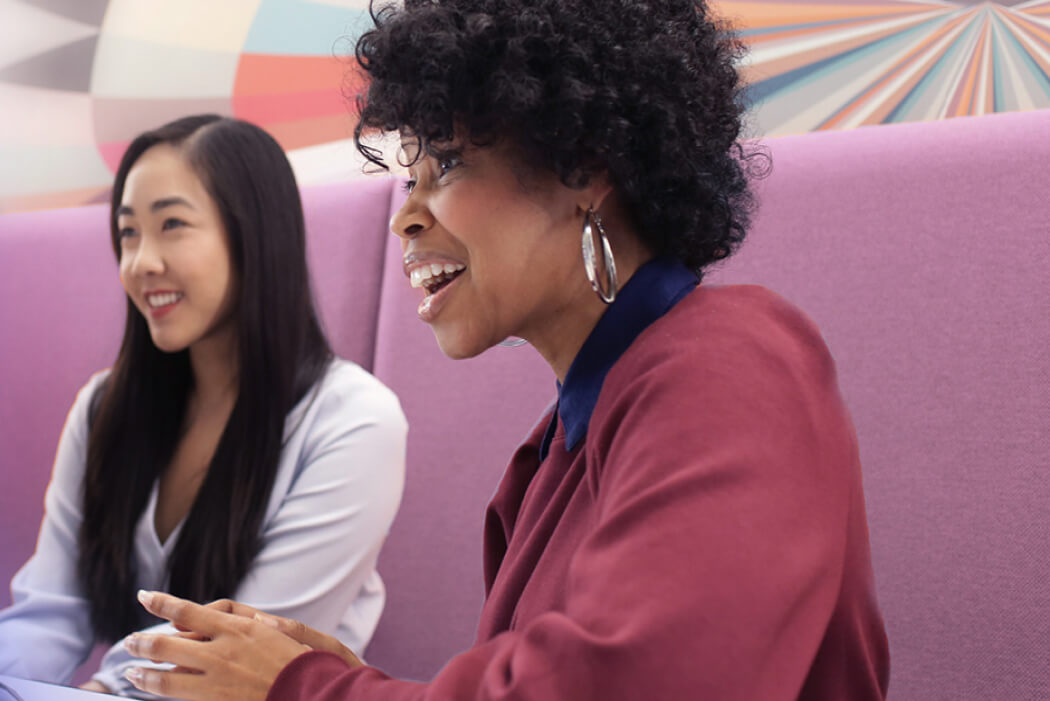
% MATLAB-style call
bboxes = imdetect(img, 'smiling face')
[116,144,236,354]
[391,139,606,365]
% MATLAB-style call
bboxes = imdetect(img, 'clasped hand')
[122,590,363,701]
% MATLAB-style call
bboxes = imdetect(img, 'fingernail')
[137,590,154,608]
[124,633,140,653]
[124,668,144,686]
[254,612,279,628]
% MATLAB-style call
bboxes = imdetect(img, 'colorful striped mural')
[1,0,1048,212]
[725,0,1050,136]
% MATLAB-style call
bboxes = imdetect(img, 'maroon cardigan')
[268,285,890,700]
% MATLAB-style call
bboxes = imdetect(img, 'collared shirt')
[539,257,699,461]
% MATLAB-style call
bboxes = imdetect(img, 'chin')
[431,328,489,361]
[149,334,189,354]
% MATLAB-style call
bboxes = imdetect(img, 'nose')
[390,188,435,241]
[125,235,165,278]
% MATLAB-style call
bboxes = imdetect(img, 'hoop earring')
[498,337,528,347]
[581,207,618,304]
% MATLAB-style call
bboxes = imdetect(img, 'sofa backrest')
[363,110,1050,699]
[705,109,1050,701]
[1,109,1048,700]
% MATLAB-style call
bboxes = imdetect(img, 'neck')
[188,324,238,408]
[527,231,652,383]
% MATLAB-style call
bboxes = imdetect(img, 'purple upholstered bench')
[1,108,1048,700]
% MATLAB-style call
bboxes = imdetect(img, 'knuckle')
[230,616,255,635]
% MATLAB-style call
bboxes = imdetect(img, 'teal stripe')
[991,18,1005,112]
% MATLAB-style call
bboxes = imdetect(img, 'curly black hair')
[353,0,766,276]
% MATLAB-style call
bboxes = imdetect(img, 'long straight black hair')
[79,115,332,642]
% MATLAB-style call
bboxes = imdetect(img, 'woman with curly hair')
[121,1,890,699]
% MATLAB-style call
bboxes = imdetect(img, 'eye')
[118,226,137,240]
[438,154,462,178]
[401,178,417,195]
[161,217,186,231]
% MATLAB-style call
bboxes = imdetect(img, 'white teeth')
[146,292,183,308]
[408,263,466,289]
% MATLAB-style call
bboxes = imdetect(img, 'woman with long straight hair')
[0,115,407,696]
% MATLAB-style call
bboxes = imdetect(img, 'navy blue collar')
[539,257,698,461]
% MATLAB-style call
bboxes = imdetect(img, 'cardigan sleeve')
[93,362,408,696]
[0,373,107,683]
[265,292,885,701]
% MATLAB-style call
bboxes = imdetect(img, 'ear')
[575,171,615,214]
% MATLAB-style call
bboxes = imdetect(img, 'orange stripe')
[234,54,357,96]
[263,114,359,152]
[746,12,924,46]
[954,21,989,117]
[979,22,996,115]
[714,1,948,30]
[233,89,348,124]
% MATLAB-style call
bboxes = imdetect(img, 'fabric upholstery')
[1,109,1046,699]
[708,108,1050,701]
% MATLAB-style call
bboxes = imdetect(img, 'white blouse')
[0,359,407,697]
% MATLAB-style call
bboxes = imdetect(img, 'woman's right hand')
[123,591,363,701]
[199,599,363,669]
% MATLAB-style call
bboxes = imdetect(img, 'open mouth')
[424,269,463,296]
[146,292,184,308]
[411,263,466,296]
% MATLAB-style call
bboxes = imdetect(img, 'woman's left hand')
[122,590,362,701]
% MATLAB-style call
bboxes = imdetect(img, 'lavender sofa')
[1,109,1048,700]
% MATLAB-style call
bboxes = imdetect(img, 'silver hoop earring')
[498,337,528,347]
[581,207,618,304]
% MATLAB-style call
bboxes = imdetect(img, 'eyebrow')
[116,196,195,217]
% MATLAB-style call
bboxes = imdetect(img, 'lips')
[403,254,468,323]
[143,290,183,319]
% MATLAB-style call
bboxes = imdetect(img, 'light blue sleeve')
[0,374,106,684]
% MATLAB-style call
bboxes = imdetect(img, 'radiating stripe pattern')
[721,0,1050,136]
[1,0,1048,212]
